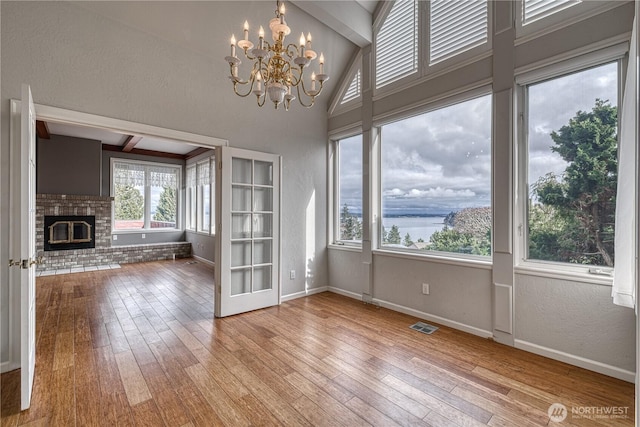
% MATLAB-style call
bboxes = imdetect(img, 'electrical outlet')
[112,235,117,241]
[290,270,296,280]
[141,234,146,239]
[422,283,430,295]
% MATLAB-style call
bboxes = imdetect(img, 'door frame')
[4,102,228,372]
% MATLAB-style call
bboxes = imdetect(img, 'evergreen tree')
[154,186,177,223]
[532,99,617,266]
[403,233,413,247]
[115,184,143,221]
[340,203,362,240]
[387,225,401,244]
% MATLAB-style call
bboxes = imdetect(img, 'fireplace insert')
[44,215,96,251]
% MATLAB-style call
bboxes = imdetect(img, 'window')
[523,61,618,268]
[380,94,492,256]
[373,0,490,91]
[375,0,419,89]
[335,135,363,243]
[429,0,488,65]
[186,164,196,230]
[186,155,215,235]
[341,69,361,105]
[198,159,212,233]
[522,0,579,25]
[112,159,181,231]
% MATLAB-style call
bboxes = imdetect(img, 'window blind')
[375,0,418,89]
[341,69,361,104]
[430,0,488,65]
[197,160,210,187]
[186,164,196,188]
[522,0,580,25]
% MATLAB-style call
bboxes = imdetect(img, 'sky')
[339,61,618,217]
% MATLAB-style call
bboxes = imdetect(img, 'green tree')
[531,99,617,266]
[340,204,362,240]
[154,186,177,223]
[115,184,143,221]
[387,225,401,244]
[403,233,413,247]
[429,227,474,254]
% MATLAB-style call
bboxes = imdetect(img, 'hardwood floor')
[1,259,634,426]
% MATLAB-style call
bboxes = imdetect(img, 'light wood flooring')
[1,259,634,426]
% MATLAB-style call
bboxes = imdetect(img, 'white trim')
[329,50,364,117]
[327,286,362,300]
[373,80,492,126]
[373,248,492,270]
[328,123,364,140]
[328,244,363,253]
[0,360,20,374]
[515,38,629,84]
[281,286,329,302]
[327,286,493,339]
[34,103,228,148]
[514,339,635,383]
[373,51,492,103]
[515,265,613,287]
[191,255,215,268]
[515,1,625,46]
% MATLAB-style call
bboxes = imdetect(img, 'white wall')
[328,1,636,380]
[0,1,356,367]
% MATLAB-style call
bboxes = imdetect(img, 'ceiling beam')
[122,135,143,152]
[292,1,372,48]
[185,147,214,160]
[102,143,186,160]
[36,120,50,139]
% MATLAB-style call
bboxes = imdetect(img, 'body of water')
[382,216,447,243]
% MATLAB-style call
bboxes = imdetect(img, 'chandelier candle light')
[225,1,329,110]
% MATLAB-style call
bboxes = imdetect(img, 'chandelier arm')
[284,44,299,59]
[257,93,267,107]
[295,85,315,109]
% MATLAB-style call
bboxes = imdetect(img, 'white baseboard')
[515,339,635,383]
[191,255,215,268]
[327,286,362,300]
[281,286,329,302]
[326,287,493,339]
[1,360,19,374]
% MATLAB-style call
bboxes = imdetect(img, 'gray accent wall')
[185,231,215,263]
[37,134,102,196]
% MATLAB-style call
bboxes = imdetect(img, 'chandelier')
[225,1,329,111]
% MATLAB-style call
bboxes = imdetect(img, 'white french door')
[215,147,281,317]
[9,84,38,409]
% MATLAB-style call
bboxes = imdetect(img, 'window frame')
[186,164,196,231]
[110,158,182,233]
[514,49,625,281]
[374,87,493,263]
[373,0,492,98]
[186,155,216,236]
[515,0,622,43]
[331,132,364,247]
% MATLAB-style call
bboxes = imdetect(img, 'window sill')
[112,228,181,235]
[373,248,492,269]
[515,263,613,287]
[328,243,362,253]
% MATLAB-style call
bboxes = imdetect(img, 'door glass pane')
[232,214,252,239]
[253,240,272,264]
[232,185,252,211]
[232,158,252,184]
[253,266,272,291]
[231,241,251,267]
[254,188,273,211]
[253,213,272,238]
[254,161,273,185]
[231,268,251,295]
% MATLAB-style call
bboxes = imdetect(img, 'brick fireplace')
[36,194,191,271]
